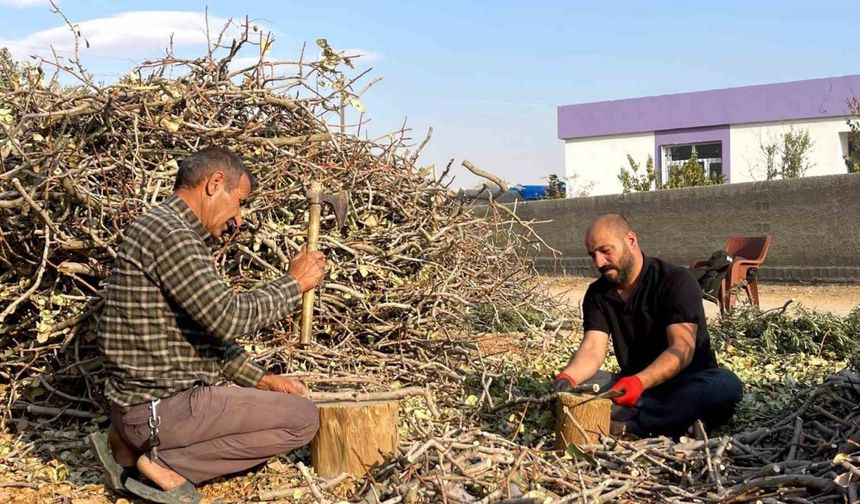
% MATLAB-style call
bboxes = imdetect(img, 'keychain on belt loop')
[148,398,162,461]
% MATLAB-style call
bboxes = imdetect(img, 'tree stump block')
[555,393,611,450]
[311,400,399,477]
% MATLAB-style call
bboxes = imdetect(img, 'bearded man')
[553,214,743,438]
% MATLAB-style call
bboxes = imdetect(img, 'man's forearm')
[222,342,266,387]
[635,343,692,389]
[561,348,603,385]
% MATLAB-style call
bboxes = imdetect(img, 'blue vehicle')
[513,185,549,201]
[458,181,566,203]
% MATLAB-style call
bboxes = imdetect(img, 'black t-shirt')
[582,255,718,376]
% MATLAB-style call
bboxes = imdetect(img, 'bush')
[845,97,860,173]
[618,154,657,193]
[665,151,723,188]
[710,304,860,359]
[761,128,814,180]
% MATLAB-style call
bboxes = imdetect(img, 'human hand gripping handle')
[609,376,644,407]
[553,372,578,393]
[288,247,326,293]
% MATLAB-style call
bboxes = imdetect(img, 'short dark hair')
[173,147,258,192]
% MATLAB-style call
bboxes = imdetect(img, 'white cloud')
[0,11,227,61]
[0,0,54,8]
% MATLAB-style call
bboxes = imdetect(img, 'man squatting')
[90,147,324,503]
[554,214,744,438]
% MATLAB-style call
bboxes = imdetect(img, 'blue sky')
[2,0,858,189]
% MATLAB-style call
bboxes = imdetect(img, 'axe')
[300,181,349,345]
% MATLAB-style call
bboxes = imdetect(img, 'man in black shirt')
[554,214,743,438]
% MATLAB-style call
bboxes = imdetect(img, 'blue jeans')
[582,368,743,438]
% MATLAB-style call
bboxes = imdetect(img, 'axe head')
[320,190,350,229]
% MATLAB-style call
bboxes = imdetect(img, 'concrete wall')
[730,117,853,182]
[510,173,860,283]
[564,132,654,197]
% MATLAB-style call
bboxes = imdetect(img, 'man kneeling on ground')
[89,147,324,503]
[554,213,743,438]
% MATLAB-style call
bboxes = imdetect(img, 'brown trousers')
[111,385,319,484]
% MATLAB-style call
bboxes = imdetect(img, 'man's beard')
[600,249,635,286]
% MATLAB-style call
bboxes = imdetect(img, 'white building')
[557,74,860,196]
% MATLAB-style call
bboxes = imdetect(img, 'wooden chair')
[716,235,772,314]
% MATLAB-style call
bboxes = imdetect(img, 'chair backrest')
[725,235,772,263]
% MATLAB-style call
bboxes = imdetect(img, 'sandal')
[124,479,218,504]
[87,430,134,494]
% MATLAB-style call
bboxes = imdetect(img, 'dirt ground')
[543,275,860,317]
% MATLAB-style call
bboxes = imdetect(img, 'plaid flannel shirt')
[98,194,301,407]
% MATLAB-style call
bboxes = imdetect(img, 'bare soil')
[542,276,860,317]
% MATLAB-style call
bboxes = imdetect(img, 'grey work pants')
[111,385,319,484]
[582,368,743,439]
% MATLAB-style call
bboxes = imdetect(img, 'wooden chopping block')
[311,400,399,477]
[555,392,611,449]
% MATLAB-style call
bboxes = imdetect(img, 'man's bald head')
[586,213,634,241]
[585,213,642,287]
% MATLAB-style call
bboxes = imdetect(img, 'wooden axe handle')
[300,182,322,345]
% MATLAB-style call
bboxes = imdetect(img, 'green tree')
[545,174,566,199]
[665,151,723,188]
[845,97,860,174]
[618,154,658,193]
[761,128,814,180]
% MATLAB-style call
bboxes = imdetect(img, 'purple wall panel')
[654,126,731,181]
[558,74,860,139]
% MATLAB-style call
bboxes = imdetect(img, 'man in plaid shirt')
[90,147,324,503]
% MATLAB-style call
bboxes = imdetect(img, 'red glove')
[610,376,644,407]
[553,372,577,393]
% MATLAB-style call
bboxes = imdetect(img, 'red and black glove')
[553,372,577,393]
[610,376,644,407]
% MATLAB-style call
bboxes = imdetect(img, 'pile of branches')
[0,20,563,420]
[718,356,860,503]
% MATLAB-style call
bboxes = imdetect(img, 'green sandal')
[124,479,218,504]
[87,430,134,494]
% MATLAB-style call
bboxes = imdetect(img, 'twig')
[296,461,329,504]
[11,402,96,419]
[310,386,439,417]
[461,160,509,192]
[0,226,49,324]
[725,475,837,499]
[697,420,724,495]
[10,179,66,240]
[786,416,803,461]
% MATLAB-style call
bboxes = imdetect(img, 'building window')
[661,141,723,183]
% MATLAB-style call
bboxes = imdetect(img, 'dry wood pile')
[718,359,860,503]
[1,19,858,504]
[0,24,559,414]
